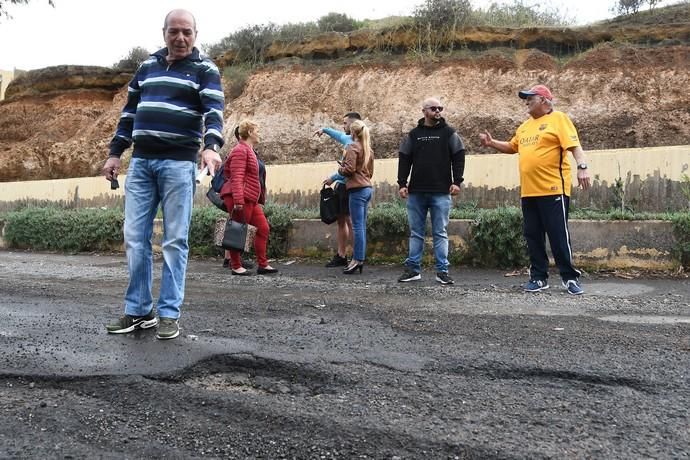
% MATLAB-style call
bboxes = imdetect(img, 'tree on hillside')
[472,1,572,27]
[413,0,472,30]
[113,47,150,71]
[317,12,362,33]
[612,0,664,15]
[614,0,645,14]
[413,0,472,55]
[0,0,54,19]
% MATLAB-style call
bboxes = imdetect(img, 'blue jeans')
[123,158,195,320]
[348,187,372,261]
[405,192,451,273]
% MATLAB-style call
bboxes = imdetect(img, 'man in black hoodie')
[397,97,466,285]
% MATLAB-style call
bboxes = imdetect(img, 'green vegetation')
[3,204,688,269]
[614,0,663,15]
[471,0,572,26]
[367,202,409,240]
[3,207,123,252]
[204,11,363,64]
[223,63,252,101]
[671,213,690,269]
[0,0,53,20]
[205,0,574,65]
[466,207,528,268]
[112,46,150,71]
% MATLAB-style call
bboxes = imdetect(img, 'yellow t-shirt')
[509,111,580,197]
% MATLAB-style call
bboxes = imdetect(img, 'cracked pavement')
[0,251,688,459]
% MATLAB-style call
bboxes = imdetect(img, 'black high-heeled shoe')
[343,263,363,275]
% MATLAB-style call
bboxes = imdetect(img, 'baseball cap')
[518,85,553,101]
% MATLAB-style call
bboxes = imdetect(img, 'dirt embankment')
[0,43,688,181]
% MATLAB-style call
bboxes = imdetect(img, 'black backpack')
[319,185,339,224]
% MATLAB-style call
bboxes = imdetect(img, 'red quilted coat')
[220,141,262,205]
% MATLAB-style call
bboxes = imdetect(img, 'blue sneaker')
[562,279,584,295]
[524,279,549,292]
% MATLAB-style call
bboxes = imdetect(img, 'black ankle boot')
[325,254,348,268]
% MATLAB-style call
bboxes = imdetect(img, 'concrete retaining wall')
[0,218,678,270]
[287,219,678,270]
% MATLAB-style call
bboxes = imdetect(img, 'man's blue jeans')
[405,192,452,273]
[348,186,372,261]
[123,158,195,320]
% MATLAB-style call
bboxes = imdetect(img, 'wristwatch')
[205,143,220,153]
[577,163,588,170]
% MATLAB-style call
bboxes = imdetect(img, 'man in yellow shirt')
[480,85,591,295]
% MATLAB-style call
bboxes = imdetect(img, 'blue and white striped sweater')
[109,47,224,162]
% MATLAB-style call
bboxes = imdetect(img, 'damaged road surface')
[0,251,688,459]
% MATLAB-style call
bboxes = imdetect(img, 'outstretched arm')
[479,130,516,154]
[321,127,352,146]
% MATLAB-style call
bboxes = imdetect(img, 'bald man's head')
[421,97,444,125]
[163,9,196,31]
[163,9,197,62]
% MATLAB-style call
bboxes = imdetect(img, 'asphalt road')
[0,251,688,459]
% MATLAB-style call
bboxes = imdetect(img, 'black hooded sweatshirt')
[397,117,466,194]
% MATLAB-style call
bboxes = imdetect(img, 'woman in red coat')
[220,120,277,276]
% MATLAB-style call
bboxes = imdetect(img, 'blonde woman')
[337,120,374,274]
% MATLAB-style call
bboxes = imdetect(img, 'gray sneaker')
[435,272,455,285]
[398,269,421,282]
[156,318,180,340]
[106,309,158,334]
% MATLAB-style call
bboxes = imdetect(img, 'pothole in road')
[598,315,690,325]
[176,354,338,396]
[185,371,313,395]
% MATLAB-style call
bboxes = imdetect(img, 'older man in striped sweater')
[103,9,224,340]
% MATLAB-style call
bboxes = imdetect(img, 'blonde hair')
[238,119,259,140]
[349,120,372,166]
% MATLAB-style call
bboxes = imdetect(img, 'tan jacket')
[338,141,374,190]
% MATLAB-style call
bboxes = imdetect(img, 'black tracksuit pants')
[521,195,581,282]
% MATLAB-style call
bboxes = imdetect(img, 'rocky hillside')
[0,14,688,181]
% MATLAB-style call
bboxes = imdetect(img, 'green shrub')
[4,207,123,252]
[263,203,295,258]
[450,200,480,219]
[367,201,409,240]
[223,64,252,101]
[471,0,572,27]
[671,213,690,268]
[317,12,362,32]
[112,46,150,71]
[467,207,528,268]
[189,206,225,256]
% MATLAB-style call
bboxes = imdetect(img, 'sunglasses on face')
[425,106,443,112]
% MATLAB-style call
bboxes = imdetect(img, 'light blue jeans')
[405,192,452,273]
[123,158,195,320]
[349,187,372,261]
